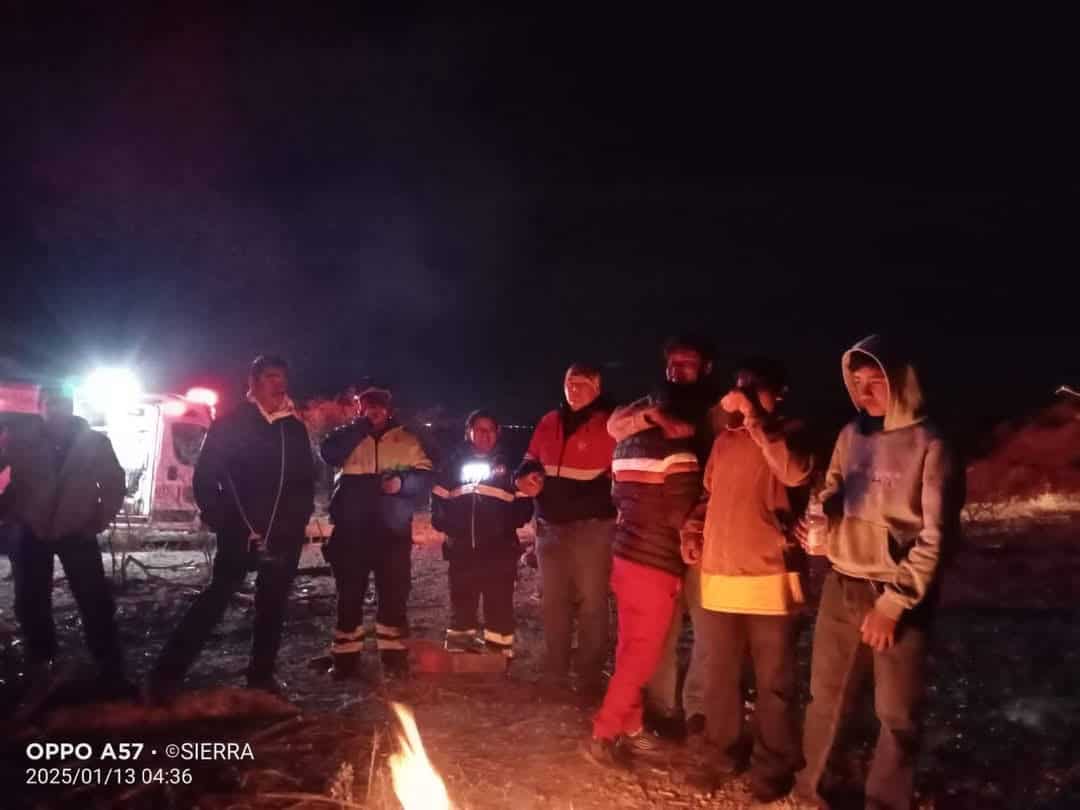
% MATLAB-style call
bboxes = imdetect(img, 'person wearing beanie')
[319,385,433,679]
[520,363,616,701]
[431,410,543,659]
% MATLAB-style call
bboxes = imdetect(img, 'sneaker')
[621,728,665,758]
[580,736,633,771]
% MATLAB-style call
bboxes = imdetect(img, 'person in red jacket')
[522,363,616,701]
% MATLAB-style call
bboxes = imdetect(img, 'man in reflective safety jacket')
[431,410,543,659]
[523,363,616,700]
[320,387,432,678]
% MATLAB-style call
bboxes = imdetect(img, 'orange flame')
[388,702,453,810]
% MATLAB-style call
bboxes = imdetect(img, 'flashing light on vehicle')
[162,400,188,417]
[185,387,219,409]
[461,462,492,484]
[79,367,142,414]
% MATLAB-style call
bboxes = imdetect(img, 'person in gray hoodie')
[791,335,961,810]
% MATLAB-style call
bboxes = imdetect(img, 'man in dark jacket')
[522,363,616,700]
[586,335,716,768]
[432,410,543,658]
[319,386,433,678]
[147,355,314,699]
[1,384,126,686]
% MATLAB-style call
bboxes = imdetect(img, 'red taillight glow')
[185,387,219,408]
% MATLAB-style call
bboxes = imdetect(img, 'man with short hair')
[2,384,127,689]
[522,363,616,700]
[320,386,433,678]
[147,355,315,699]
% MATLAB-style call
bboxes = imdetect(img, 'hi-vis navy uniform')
[320,418,432,672]
[431,445,537,657]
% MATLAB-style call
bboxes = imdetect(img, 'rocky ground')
[0,510,1078,809]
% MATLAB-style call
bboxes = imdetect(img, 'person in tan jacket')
[680,357,812,801]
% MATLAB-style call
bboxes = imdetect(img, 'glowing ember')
[388,702,453,810]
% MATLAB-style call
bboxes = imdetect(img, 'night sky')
[4,11,1078,448]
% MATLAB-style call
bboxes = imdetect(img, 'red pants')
[592,556,682,740]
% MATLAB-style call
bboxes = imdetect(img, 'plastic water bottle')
[805,493,828,556]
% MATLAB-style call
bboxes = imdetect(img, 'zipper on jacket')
[470,486,477,550]
[555,417,567,478]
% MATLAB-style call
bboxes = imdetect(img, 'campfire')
[388,702,454,810]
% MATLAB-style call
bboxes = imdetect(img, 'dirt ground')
[1,512,1078,810]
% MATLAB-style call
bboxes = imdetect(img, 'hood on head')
[841,334,926,431]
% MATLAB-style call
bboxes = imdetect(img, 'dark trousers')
[326,527,412,655]
[152,531,302,684]
[648,565,708,719]
[796,572,929,810]
[697,609,801,794]
[11,529,123,673]
[447,552,517,654]
[535,517,613,687]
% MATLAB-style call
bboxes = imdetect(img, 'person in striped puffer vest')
[584,335,717,770]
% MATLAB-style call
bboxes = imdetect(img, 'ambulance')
[0,375,216,533]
